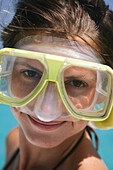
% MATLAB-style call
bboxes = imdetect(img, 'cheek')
[10,107,28,130]
[11,72,32,98]
[11,107,21,121]
[10,107,88,148]
[68,88,96,109]
[71,118,88,134]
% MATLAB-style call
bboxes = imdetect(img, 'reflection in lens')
[11,57,44,98]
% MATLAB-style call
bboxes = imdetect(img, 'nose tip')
[40,103,52,113]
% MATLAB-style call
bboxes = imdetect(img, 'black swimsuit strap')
[86,125,99,151]
[2,126,98,170]
[53,125,99,170]
[2,148,19,170]
[2,131,85,170]
[52,130,85,170]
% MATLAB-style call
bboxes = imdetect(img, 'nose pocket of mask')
[32,82,64,122]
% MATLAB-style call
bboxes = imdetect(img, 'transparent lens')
[0,55,44,98]
[63,66,111,117]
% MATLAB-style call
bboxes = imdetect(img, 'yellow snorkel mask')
[94,108,113,129]
[0,36,113,123]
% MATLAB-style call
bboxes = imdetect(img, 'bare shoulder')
[76,131,108,170]
[77,156,108,170]
[6,126,19,161]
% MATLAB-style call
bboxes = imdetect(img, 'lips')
[28,115,66,131]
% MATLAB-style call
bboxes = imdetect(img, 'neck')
[18,127,84,170]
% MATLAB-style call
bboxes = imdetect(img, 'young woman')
[1,0,113,169]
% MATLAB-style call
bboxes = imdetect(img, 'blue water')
[0,104,113,170]
[0,104,18,170]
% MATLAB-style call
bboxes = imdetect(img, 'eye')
[71,80,86,87]
[65,79,87,88]
[22,70,42,79]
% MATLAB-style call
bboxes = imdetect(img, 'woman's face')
[10,38,98,148]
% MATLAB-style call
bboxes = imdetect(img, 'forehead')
[15,35,104,63]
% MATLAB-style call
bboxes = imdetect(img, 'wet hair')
[1,0,113,67]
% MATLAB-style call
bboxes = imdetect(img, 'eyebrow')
[65,75,96,82]
[14,61,43,74]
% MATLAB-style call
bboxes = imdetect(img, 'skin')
[4,38,108,170]
[5,125,108,170]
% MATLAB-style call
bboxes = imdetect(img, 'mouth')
[28,115,66,131]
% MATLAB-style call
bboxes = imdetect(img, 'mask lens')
[63,66,111,117]
[0,55,44,98]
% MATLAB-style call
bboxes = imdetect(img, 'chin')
[24,130,67,148]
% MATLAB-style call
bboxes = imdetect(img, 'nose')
[33,82,64,122]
